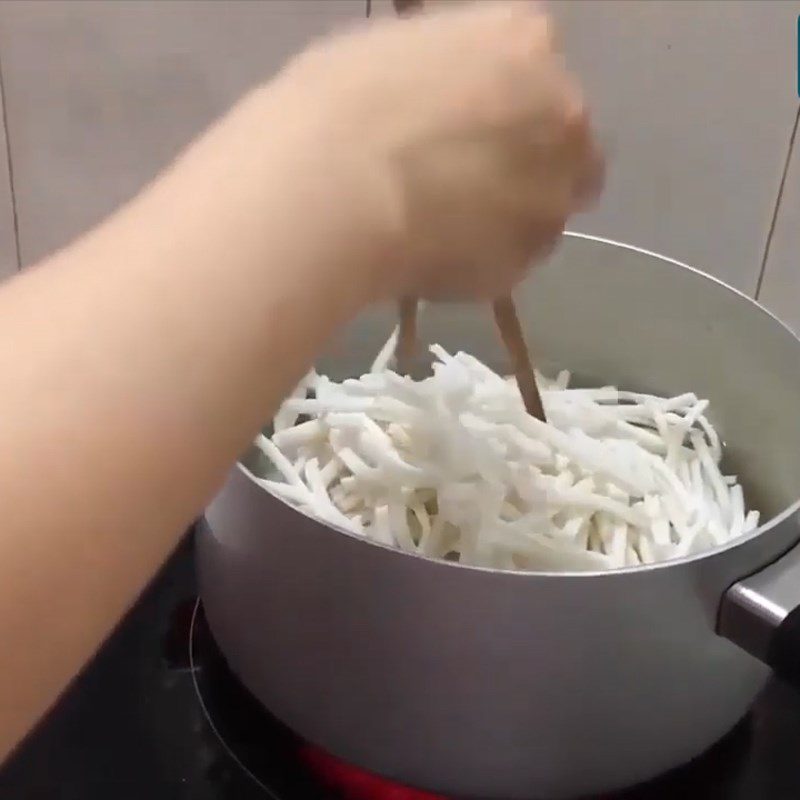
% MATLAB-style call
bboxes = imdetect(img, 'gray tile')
[551,0,800,293]
[0,74,18,278]
[368,0,393,15]
[0,0,366,265]
[376,0,798,292]
[758,113,800,333]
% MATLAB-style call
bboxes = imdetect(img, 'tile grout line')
[0,52,21,272]
[754,103,800,300]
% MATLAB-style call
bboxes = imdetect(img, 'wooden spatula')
[395,296,547,422]
[491,296,547,422]
[390,0,545,422]
[396,296,418,376]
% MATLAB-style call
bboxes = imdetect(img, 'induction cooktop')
[4,529,800,800]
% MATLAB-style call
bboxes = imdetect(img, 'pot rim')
[236,231,800,579]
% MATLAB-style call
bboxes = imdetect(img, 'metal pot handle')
[719,540,800,684]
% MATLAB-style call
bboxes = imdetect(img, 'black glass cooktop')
[4,528,800,800]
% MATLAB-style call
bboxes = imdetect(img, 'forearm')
[0,87,382,758]
[0,0,600,761]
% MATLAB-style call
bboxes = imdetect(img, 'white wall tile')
[758,116,800,333]
[0,0,366,265]
[552,0,799,292]
[0,76,17,279]
[374,0,799,293]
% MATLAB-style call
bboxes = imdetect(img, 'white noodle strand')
[254,339,759,572]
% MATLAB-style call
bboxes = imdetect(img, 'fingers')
[573,144,605,210]
[391,0,423,14]
[292,0,603,302]
[505,216,565,283]
[559,106,606,212]
[463,5,602,219]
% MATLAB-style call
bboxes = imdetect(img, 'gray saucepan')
[197,233,800,799]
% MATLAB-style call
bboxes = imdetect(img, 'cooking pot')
[198,233,800,799]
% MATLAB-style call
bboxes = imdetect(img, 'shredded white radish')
[250,337,759,572]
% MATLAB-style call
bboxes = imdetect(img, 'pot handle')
[719,540,800,684]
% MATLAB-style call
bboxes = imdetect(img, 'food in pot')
[251,335,759,571]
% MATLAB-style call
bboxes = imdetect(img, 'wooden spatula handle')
[493,296,547,422]
[396,296,418,375]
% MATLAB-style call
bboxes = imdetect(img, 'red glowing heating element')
[298,744,448,800]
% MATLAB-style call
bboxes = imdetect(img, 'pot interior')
[248,233,800,533]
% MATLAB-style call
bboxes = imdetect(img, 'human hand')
[266,1,603,301]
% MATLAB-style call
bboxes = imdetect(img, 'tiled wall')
[551,0,799,296]
[0,76,17,279]
[759,110,800,333]
[0,0,365,265]
[0,0,797,327]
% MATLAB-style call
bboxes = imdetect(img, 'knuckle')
[530,13,559,51]
[564,95,589,133]
[556,76,587,130]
